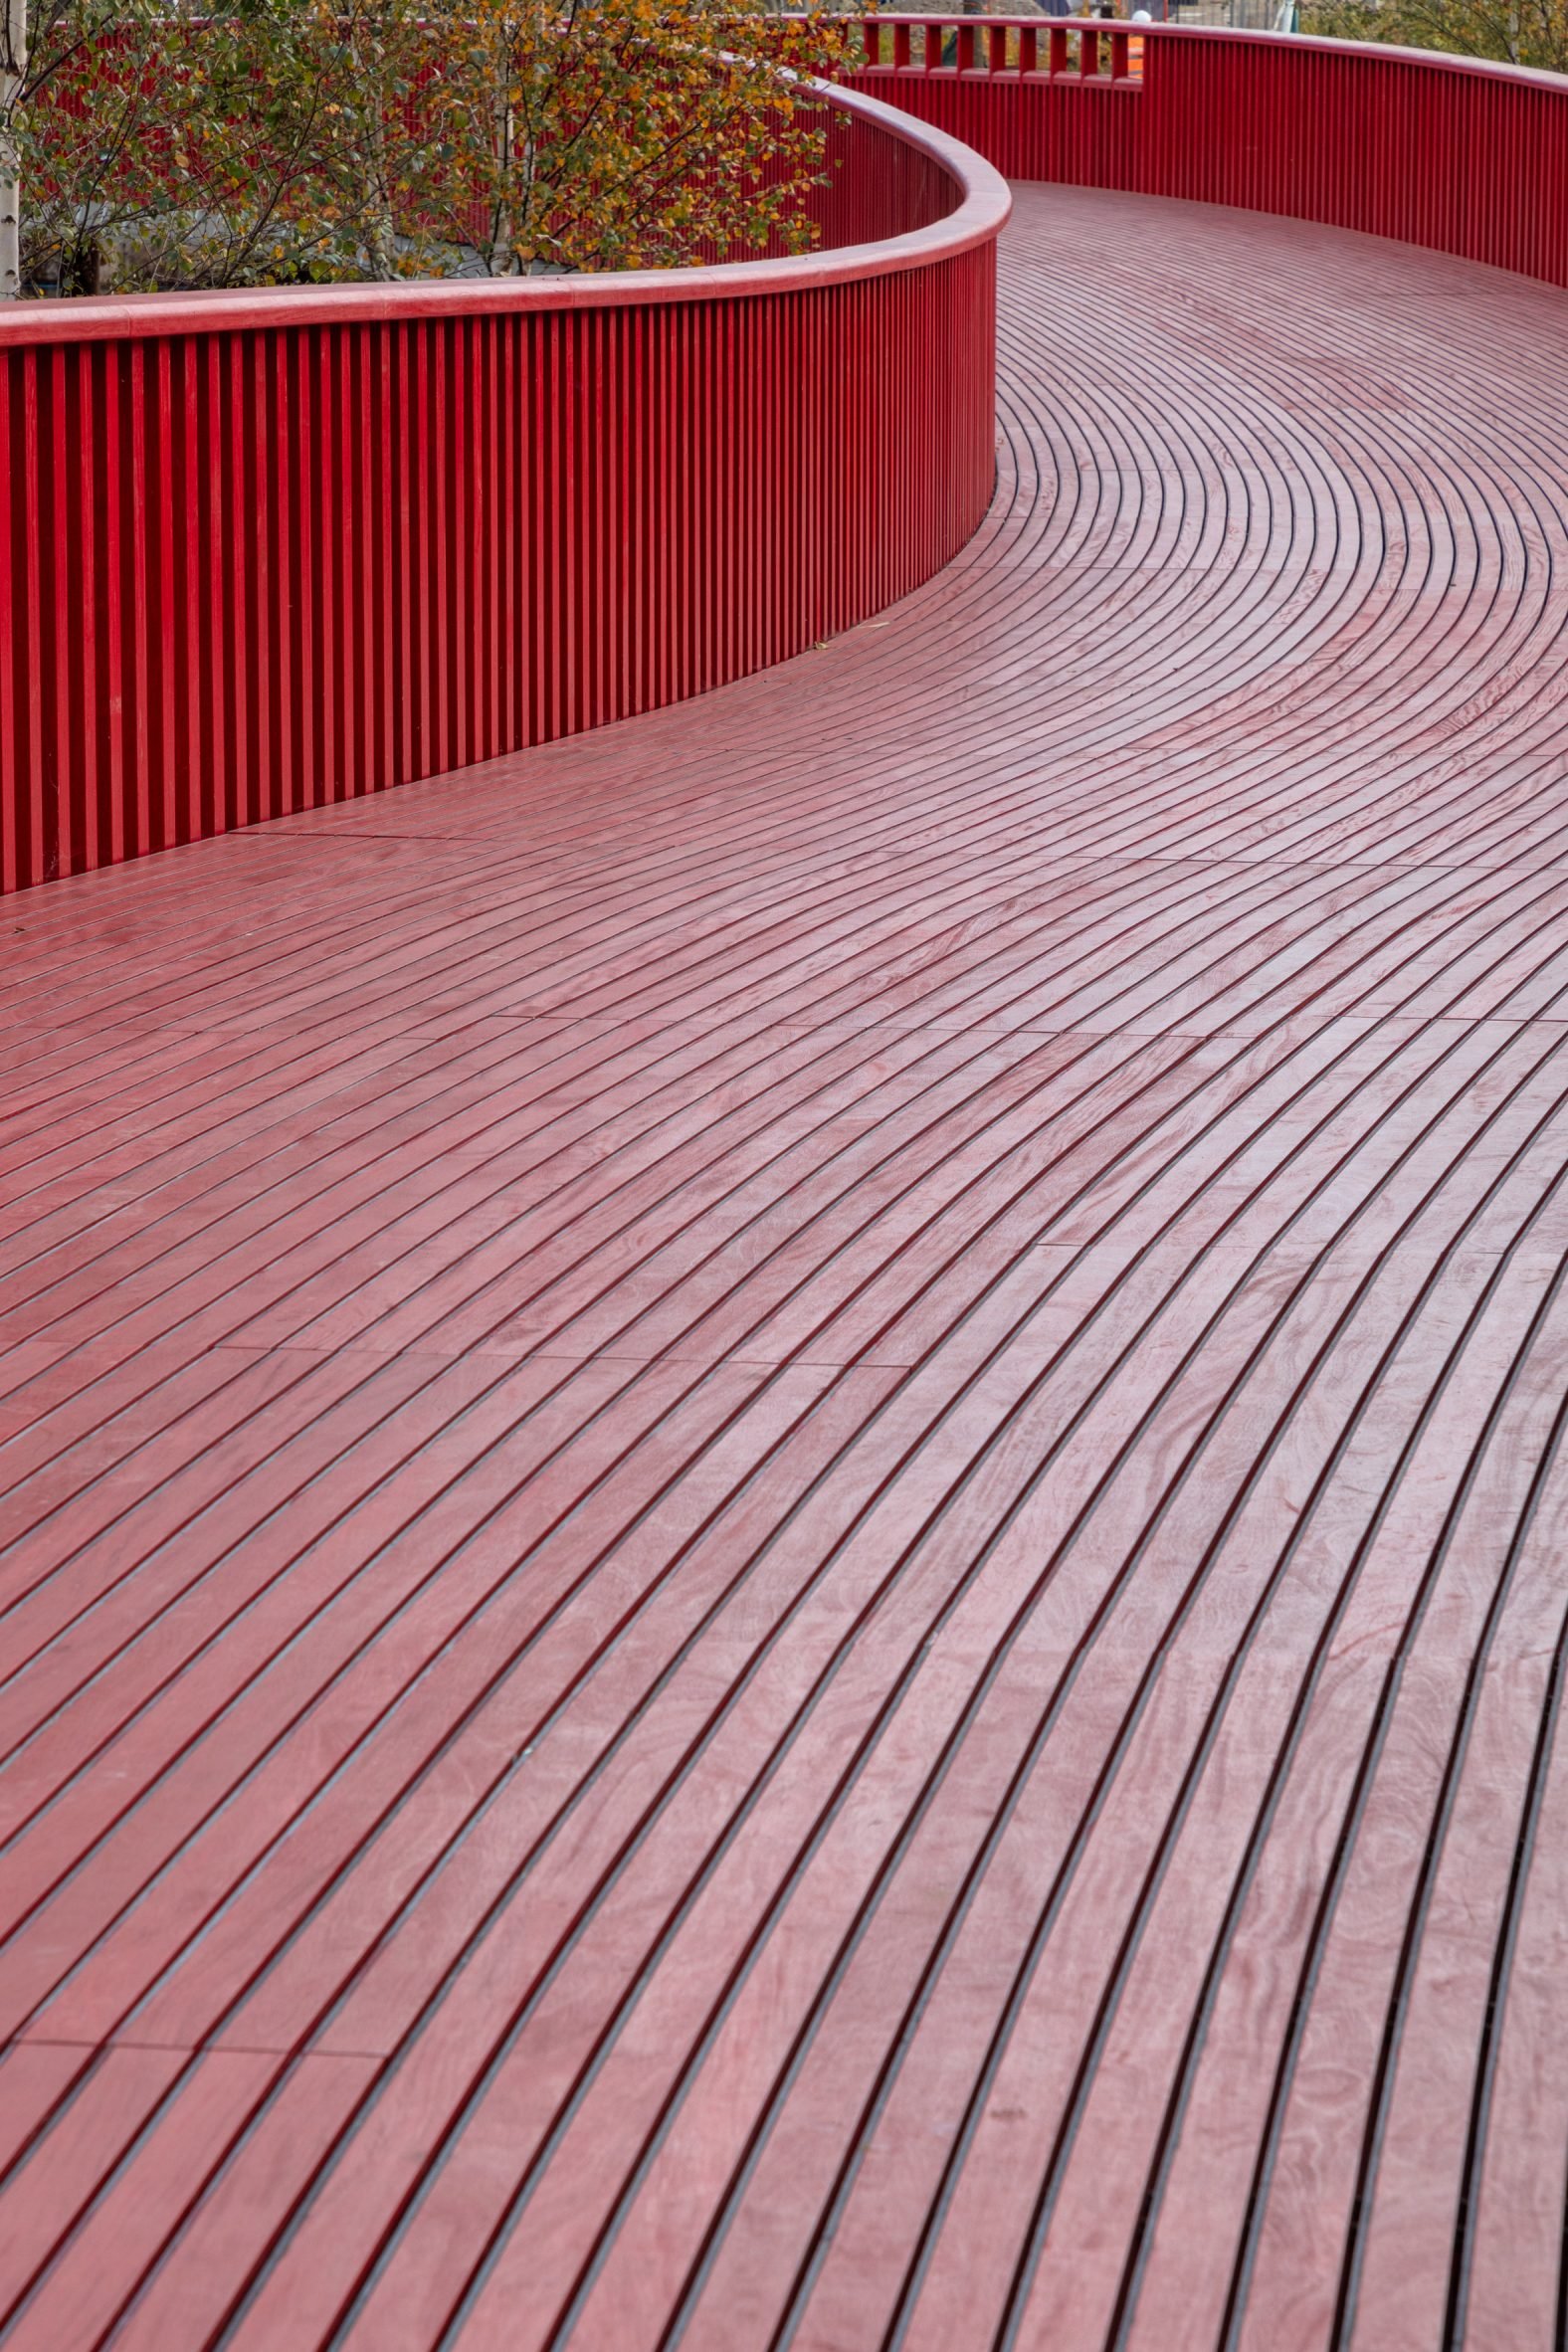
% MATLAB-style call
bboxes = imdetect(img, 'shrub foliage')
[4,0,851,294]
[1299,0,1568,72]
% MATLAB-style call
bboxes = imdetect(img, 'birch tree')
[1,0,25,295]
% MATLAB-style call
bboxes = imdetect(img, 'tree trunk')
[491,96,515,275]
[0,0,25,298]
[363,88,398,280]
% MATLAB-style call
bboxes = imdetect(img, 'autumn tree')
[0,0,183,296]
[6,0,370,295]
[397,0,849,275]
[1300,0,1568,71]
[3,0,850,297]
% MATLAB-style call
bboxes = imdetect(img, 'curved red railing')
[848,20,1568,290]
[0,84,1007,892]
[11,27,1568,894]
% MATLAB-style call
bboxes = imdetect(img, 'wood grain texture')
[4,187,1568,2349]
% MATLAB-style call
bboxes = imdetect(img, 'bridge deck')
[5,186,1568,2351]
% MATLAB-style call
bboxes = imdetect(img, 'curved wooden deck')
[5,185,1568,2350]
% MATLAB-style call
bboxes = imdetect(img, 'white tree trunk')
[363,94,397,281]
[0,0,24,298]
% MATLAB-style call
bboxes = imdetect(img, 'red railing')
[13,26,1568,895]
[0,85,1006,893]
[859,17,1144,82]
[845,20,1568,289]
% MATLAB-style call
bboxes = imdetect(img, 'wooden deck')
[5,186,1568,2350]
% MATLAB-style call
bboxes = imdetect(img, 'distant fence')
[0,84,1006,893]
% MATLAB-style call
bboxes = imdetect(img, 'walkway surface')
[5,187,1568,2352]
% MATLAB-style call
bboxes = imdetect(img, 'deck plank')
[5,187,1568,2346]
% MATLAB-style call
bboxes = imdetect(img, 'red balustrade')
[12,24,1568,894]
[0,86,1006,893]
[846,19,1568,289]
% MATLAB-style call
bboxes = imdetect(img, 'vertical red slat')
[255,333,277,824]
[0,357,18,892]
[129,345,150,865]
[48,352,72,881]
[316,331,336,802]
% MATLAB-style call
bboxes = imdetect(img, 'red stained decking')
[4,185,1568,2350]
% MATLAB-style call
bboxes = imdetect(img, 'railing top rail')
[0,71,1009,351]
